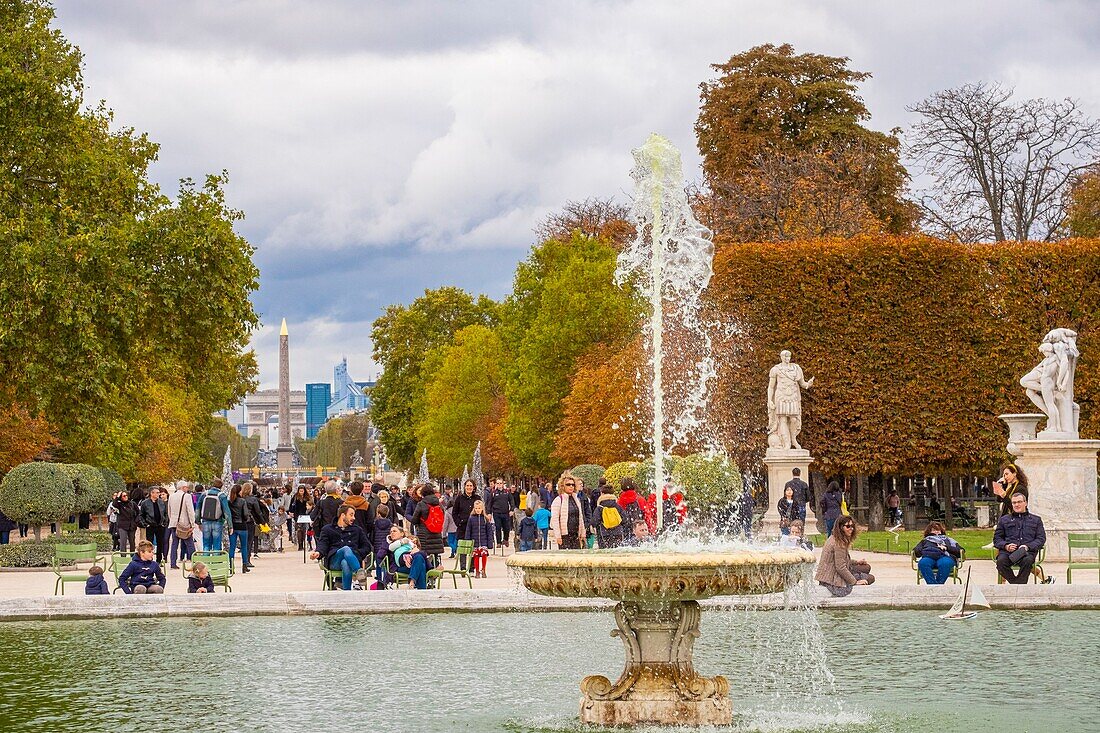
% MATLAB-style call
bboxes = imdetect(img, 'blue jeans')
[0,530,9,545]
[825,518,837,537]
[228,528,250,569]
[170,533,195,567]
[539,528,548,548]
[202,521,224,551]
[519,540,534,552]
[407,552,428,589]
[330,546,362,590]
[918,555,956,584]
[447,532,457,556]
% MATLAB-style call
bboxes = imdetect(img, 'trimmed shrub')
[99,467,126,497]
[0,541,56,568]
[45,531,114,553]
[570,464,605,493]
[0,462,76,538]
[636,455,685,493]
[603,461,641,491]
[672,453,743,520]
[63,464,110,515]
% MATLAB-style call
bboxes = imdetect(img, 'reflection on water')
[0,610,1094,732]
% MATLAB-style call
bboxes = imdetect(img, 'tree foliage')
[313,412,375,470]
[696,43,915,237]
[709,235,1100,475]
[500,233,641,473]
[416,325,515,477]
[0,390,56,472]
[909,83,1100,242]
[371,287,498,467]
[63,463,109,515]
[0,1,259,477]
[1066,170,1100,238]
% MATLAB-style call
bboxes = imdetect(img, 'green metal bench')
[52,543,104,595]
[991,546,1046,583]
[439,540,474,589]
[1066,533,1100,584]
[912,547,966,585]
[183,551,233,592]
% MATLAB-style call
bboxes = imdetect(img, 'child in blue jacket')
[85,566,110,595]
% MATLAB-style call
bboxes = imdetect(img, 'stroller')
[258,519,285,553]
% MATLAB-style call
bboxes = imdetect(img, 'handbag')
[174,497,193,539]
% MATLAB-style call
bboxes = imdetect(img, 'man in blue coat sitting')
[994,492,1049,584]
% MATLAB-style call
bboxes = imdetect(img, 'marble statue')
[1021,328,1080,435]
[350,450,365,467]
[767,350,814,450]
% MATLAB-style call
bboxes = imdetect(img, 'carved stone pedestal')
[580,600,732,727]
[762,448,815,536]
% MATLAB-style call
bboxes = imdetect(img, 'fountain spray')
[617,134,714,531]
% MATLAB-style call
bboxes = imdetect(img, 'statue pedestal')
[762,448,815,536]
[1005,435,1100,562]
[276,446,295,471]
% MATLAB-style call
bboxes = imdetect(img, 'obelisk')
[276,318,294,470]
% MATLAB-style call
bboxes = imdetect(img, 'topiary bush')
[672,453,743,520]
[636,455,685,493]
[603,461,641,491]
[0,541,56,568]
[571,464,605,492]
[63,464,110,515]
[99,467,126,497]
[45,531,114,553]
[0,463,76,539]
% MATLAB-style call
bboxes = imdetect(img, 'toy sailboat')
[940,567,990,620]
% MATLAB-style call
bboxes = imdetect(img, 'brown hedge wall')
[708,235,1100,474]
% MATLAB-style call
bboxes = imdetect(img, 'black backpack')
[200,494,223,522]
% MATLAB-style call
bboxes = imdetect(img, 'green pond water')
[0,610,1093,732]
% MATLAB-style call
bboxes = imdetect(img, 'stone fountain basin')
[507,549,816,602]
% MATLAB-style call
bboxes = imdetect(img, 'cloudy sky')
[52,0,1100,389]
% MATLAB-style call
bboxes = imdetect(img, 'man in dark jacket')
[311,504,371,590]
[994,492,1048,584]
[312,480,344,536]
[452,482,480,544]
[783,468,810,521]
[138,487,170,564]
[489,478,514,546]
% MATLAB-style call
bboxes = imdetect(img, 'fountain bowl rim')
[505,548,816,570]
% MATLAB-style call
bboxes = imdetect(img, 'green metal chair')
[51,543,103,595]
[991,546,1046,583]
[109,551,134,594]
[1066,533,1100,584]
[182,551,233,592]
[381,556,410,588]
[440,540,475,589]
[320,552,373,590]
[912,547,966,584]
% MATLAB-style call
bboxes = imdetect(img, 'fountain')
[507,135,816,727]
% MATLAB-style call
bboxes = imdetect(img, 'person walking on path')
[228,485,252,573]
[112,490,140,554]
[138,487,169,565]
[550,472,588,550]
[819,481,844,537]
[411,484,446,564]
[167,481,197,569]
[452,480,480,551]
[198,481,233,552]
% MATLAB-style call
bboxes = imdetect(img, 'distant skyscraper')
[305,382,331,438]
[328,357,369,418]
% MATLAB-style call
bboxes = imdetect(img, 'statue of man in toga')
[767,350,815,450]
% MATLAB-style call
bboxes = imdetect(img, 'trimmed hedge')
[570,464,605,492]
[672,453,743,519]
[603,461,641,490]
[99,467,126,497]
[0,532,114,568]
[64,464,110,515]
[0,462,76,532]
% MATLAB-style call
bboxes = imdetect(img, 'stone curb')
[0,585,1097,623]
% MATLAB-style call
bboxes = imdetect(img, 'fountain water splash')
[617,133,716,529]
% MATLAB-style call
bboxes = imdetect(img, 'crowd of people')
[49,459,1057,596]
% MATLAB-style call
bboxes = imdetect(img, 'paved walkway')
[0,545,1094,601]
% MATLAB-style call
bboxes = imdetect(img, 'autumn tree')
[909,83,1100,242]
[696,43,915,238]
[554,339,646,467]
[370,287,498,468]
[534,197,634,250]
[1065,169,1100,237]
[0,390,56,472]
[415,325,516,476]
[499,232,641,473]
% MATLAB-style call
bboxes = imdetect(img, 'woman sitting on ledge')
[913,521,962,584]
[814,517,874,597]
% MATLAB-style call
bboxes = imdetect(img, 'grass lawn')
[807,529,994,559]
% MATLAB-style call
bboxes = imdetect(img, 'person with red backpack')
[411,484,446,565]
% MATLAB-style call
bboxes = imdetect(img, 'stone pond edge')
[1,585,1099,622]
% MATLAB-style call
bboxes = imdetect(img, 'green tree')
[416,325,513,477]
[371,287,498,467]
[0,2,259,476]
[0,461,75,539]
[499,232,641,472]
[696,43,915,236]
[313,413,375,470]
